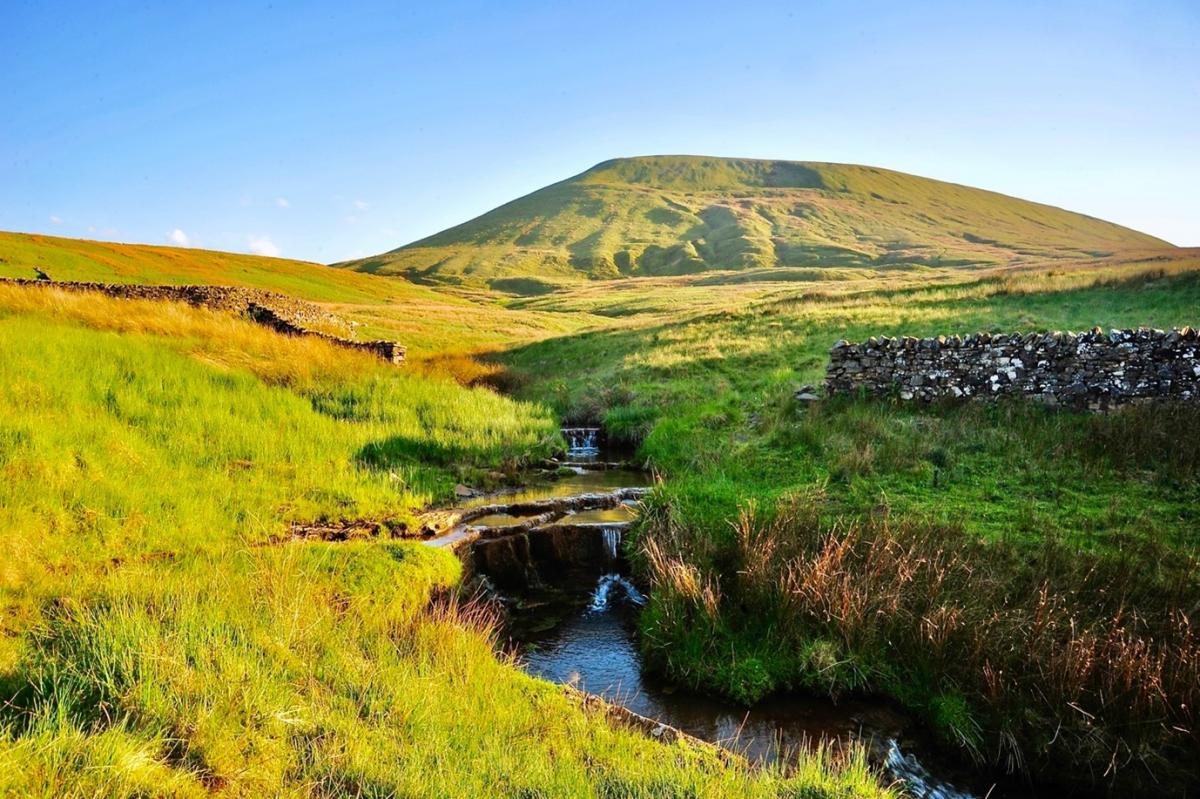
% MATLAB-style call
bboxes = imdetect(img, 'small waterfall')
[884,740,977,799]
[562,426,600,457]
[602,526,621,561]
[589,574,647,611]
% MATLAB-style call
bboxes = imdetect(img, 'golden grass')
[0,283,387,387]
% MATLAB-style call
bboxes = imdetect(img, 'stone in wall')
[825,327,1199,410]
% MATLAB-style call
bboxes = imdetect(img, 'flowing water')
[457,468,647,511]
[562,426,601,457]
[509,572,1027,799]
[441,433,1037,798]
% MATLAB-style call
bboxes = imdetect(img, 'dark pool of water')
[509,574,1045,799]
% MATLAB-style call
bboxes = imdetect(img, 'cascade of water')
[602,526,621,561]
[884,740,977,799]
[589,574,647,611]
[562,427,600,457]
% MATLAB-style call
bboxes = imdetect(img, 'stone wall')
[1,278,405,364]
[825,327,1199,409]
[245,303,405,364]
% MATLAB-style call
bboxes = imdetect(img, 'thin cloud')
[49,214,63,224]
[249,235,281,257]
[167,228,191,247]
[353,199,369,211]
[275,197,290,208]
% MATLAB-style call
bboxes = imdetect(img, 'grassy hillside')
[0,231,607,359]
[0,284,888,797]
[502,249,1200,543]
[0,231,420,304]
[339,156,1170,287]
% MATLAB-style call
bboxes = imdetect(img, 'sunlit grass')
[1,541,891,797]
[6,234,1199,795]
[502,256,1200,540]
[0,286,892,797]
[495,252,1200,790]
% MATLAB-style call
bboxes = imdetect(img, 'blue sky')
[2,0,1197,263]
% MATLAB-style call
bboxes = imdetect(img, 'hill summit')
[339,156,1169,287]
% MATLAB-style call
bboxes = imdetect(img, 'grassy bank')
[0,229,609,361]
[0,285,889,797]
[498,259,1200,790]
[637,487,1199,790]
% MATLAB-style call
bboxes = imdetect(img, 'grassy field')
[501,251,1200,542]
[5,226,1200,794]
[0,231,420,303]
[336,156,1170,287]
[0,230,604,360]
[496,250,1200,791]
[0,284,890,797]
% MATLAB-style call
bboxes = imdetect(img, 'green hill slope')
[0,230,418,304]
[338,156,1171,287]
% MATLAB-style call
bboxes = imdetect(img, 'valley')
[2,158,1199,797]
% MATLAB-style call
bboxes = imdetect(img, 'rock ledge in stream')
[418,487,651,539]
[472,522,633,588]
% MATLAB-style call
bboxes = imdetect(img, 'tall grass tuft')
[637,492,1200,791]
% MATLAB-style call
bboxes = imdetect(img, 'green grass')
[0,230,422,304]
[2,540,888,798]
[0,285,890,797]
[502,261,1200,545]
[336,155,1170,286]
[495,255,1200,790]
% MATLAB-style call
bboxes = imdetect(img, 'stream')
[507,571,1026,798]
[430,431,1040,799]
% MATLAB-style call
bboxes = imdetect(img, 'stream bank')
[423,433,1047,799]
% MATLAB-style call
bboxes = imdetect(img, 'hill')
[0,230,602,356]
[0,230,416,304]
[337,156,1171,288]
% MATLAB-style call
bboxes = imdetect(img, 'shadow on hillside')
[355,435,502,471]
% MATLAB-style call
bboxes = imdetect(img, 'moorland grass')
[6,234,1200,793]
[636,492,1200,791]
[1,540,889,797]
[0,286,891,797]
[496,258,1200,790]
[502,262,1200,544]
[0,230,603,358]
[0,230,420,304]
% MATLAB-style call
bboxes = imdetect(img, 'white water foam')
[590,574,647,611]
[885,739,978,799]
[562,427,600,457]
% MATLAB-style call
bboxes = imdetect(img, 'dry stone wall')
[1,278,405,364]
[825,327,1199,410]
